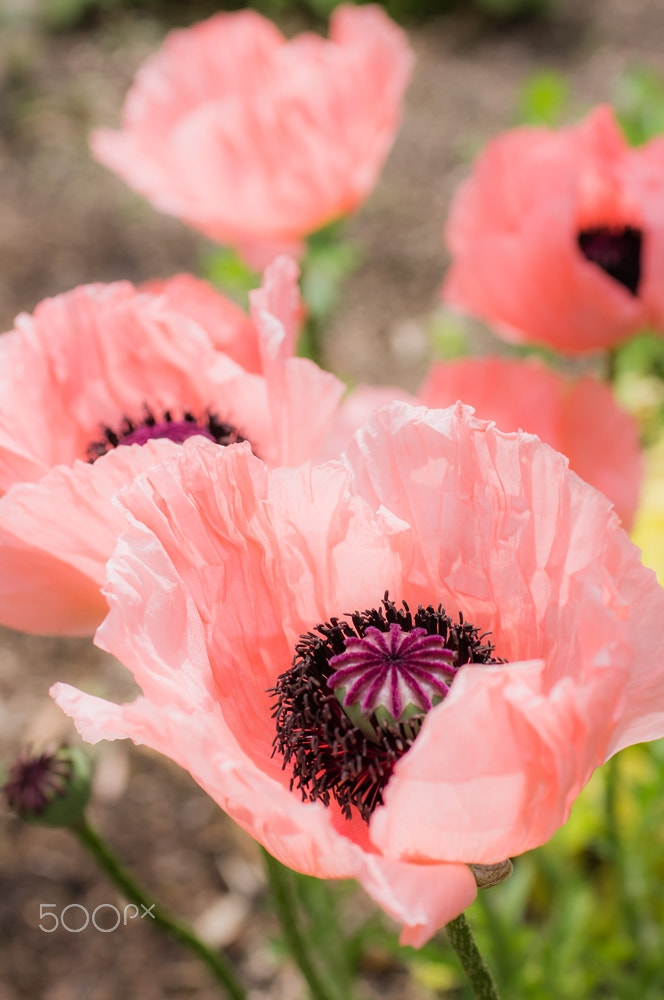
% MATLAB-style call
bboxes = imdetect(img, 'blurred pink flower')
[318,355,642,528]
[419,355,642,528]
[91,5,413,268]
[53,402,664,945]
[442,105,664,352]
[0,257,343,636]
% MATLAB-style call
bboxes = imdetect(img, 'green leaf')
[199,246,259,309]
[517,70,569,126]
[613,67,664,146]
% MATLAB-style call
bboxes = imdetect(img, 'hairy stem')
[445,911,503,1000]
[73,818,246,1000]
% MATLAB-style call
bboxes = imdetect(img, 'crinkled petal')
[250,257,346,464]
[0,282,223,482]
[370,652,625,864]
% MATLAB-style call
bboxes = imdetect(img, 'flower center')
[577,225,642,295]
[271,594,503,821]
[328,623,457,731]
[86,408,246,462]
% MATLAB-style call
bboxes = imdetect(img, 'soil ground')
[0,1,663,997]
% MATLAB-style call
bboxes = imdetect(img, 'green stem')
[297,314,324,368]
[445,912,503,1000]
[474,890,512,987]
[72,818,246,1000]
[260,848,340,1000]
[604,755,641,950]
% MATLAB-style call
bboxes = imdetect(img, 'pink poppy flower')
[442,105,664,352]
[91,5,413,268]
[0,257,344,636]
[318,356,642,528]
[53,402,664,945]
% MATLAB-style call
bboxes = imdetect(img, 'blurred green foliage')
[516,64,664,144]
[32,0,551,31]
[200,247,259,310]
[517,70,569,126]
[613,67,664,146]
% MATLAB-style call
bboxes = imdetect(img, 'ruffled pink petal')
[0,282,224,483]
[0,267,313,479]
[142,273,262,373]
[419,356,642,527]
[0,438,180,636]
[251,255,302,360]
[370,653,624,864]
[343,402,627,647]
[250,257,346,465]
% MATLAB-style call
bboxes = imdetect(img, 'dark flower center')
[271,593,503,822]
[86,408,246,462]
[3,748,72,816]
[577,225,642,295]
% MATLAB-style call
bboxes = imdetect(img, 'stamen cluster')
[271,594,502,821]
[87,407,246,462]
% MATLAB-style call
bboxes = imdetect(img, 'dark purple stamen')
[86,408,246,462]
[121,419,214,447]
[577,225,642,295]
[271,594,503,821]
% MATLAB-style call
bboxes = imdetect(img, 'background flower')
[53,402,664,944]
[442,105,664,352]
[319,355,642,528]
[91,5,413,268]
[0,257,343,635]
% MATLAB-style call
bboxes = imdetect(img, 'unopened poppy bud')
[2,745,91,827]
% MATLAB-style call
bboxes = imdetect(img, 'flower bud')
[2,745,91,827]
